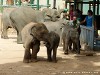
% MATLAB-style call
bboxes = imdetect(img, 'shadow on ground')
[0,54,100,75]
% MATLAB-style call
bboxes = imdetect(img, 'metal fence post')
[30,0,34,4]
[19,0,21,5]
[14,0,17,5]
[37,0,39,10]
[47,0,49,8]
[74,0,76,10]
[1,0,3,5]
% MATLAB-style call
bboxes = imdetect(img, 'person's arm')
[80,18,86,25]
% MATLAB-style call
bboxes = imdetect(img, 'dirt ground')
[0,32,100,75]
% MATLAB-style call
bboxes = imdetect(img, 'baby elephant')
[45,31,60,63]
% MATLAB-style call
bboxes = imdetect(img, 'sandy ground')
[0,32,100,75]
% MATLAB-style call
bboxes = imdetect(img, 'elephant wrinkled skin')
[42,8,60,22]
[9,7,45,44]
[1,8,15,39]
[21,22,49,63]
[43,19,68,45]
[1,7,64,44]
[62,21,80,54]
[45,31,60,63]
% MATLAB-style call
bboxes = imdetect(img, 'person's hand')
[73,16,77,21]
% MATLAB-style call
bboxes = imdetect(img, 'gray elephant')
[1,7,64,44]
[3,7,45,43]
[43,18,68,45]
[1,8,15,39]
[42,8,62,22]
[62,21,80,54]
[44,31,60,63]
[21,22,49,63]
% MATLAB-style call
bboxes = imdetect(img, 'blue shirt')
[86,16,93,27]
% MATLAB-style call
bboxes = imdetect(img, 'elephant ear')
[30,23,49,39]
[46,11,52,18]
[43,8,52,18]
[30,25,37,37]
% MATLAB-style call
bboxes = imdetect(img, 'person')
[69,5,74,20]
[80,10,96,29]
[73,9,82,22]
[61,8,68,19]
[73,15,81,49]
[69,9,83,50]
[81,10,98,37]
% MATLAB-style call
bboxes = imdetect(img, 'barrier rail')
[0,0,50,10]
[80,25,94,50]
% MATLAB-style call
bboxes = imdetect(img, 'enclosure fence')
[80,25,94,50]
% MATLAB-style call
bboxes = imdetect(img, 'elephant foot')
[31,59,38,62]
[52,60,57,63]
[59,43,63,46]
[64,52,68,55]
[23,59,30,63]
[69,47,72,51]
[17,41,23,44]
[47,59,52,62]
[1,35,9,39]
[77,51,80,54]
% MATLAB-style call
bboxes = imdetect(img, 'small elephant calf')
[62,20,80,54]
[45,31,60,63]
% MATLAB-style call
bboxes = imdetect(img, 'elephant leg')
[31,41,40,62]
[74,38,80,54]
[64,45,68,55]
[47,48,52,62]
[64,40,69,55]
[23,36,33,63]
[23,47,31,63]
[59,35,62,46]
[52,47,57,63]
[1,27,9,39]
[76,39,80,54]
[72,42,77,53]
[17,32,22,44]
[63,39,65,51]
[69,40,72,50]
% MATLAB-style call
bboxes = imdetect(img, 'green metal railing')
[0,0,50,11]
[0,0,3,13]
[30,0,34,5]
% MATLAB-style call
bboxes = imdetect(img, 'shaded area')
[0,53,100,75]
